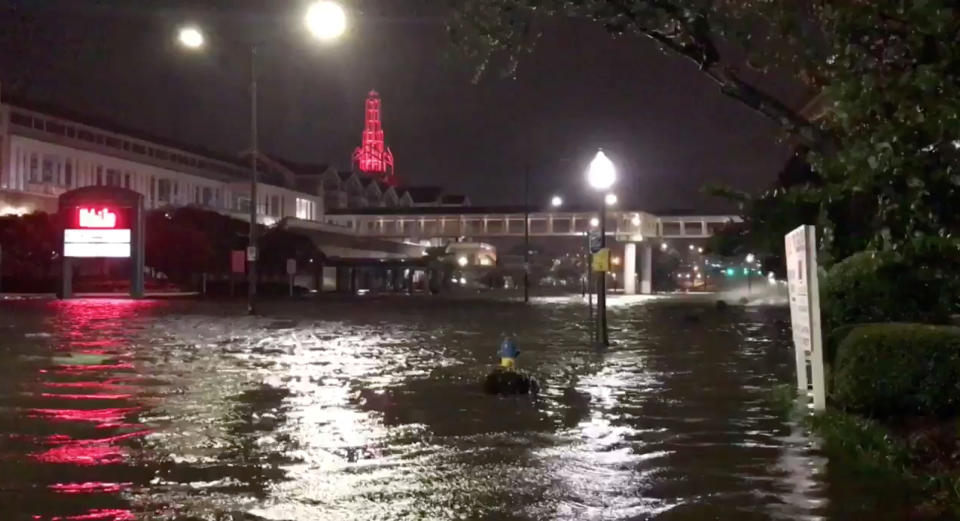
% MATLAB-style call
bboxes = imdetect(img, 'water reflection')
[0,297,902,520]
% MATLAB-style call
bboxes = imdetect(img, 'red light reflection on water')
[26,299,163,520]
[32,508,135,521]
[40,393,133,401]
[29,407,140,426]
[49,482,132,494]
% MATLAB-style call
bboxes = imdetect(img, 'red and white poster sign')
[231,250,246,274]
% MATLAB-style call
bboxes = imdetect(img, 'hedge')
[821,250,955,333]
[833,323,960,418]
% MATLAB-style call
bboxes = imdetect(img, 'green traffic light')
[725,268,735,277]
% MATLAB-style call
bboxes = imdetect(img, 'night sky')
[0,0,808,211]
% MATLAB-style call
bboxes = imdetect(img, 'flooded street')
[0,297,907,520]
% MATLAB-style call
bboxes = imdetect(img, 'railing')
[323,211,740,240]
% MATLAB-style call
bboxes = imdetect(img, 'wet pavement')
[0,296,909,520]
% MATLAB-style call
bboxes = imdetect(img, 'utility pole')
[598,200,609,346]
[247,44,259,315]
[523,164,530,303]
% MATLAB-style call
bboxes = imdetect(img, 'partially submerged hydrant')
[484,337,539,395]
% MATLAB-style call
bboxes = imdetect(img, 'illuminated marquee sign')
[78,208,117,228]
[64,207,131,258]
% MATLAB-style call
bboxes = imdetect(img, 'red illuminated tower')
[352,90,396,185]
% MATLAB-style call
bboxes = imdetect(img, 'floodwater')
[0,296,909,520]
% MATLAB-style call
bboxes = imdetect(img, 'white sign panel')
[64,228,131,258]
[784,225,826,411]
[286,258,297,276]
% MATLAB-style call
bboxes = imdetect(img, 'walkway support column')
[641,243,653,294]
[624,242,637,295]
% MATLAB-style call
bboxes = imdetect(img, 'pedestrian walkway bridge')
[323,206,740,241]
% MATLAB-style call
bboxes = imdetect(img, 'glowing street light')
[305,1,348,41]
[551,195,563,208]
[178,26,205,49]
[587,150,616,190]
[631,214,641,226]
[745,253,756,264]
[612,256,621,266]
[589,217,599,227]
[661,243,668,251]
[604,193,618,206]
[457,255,468,267]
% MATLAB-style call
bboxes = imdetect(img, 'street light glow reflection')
[305,1,348,41]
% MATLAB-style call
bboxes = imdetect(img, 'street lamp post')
[523,164,530,303]
[177,1,346,315]
[587,149,616,347]
[247,44,259,315]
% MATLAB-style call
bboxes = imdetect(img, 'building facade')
[0,97,322,224]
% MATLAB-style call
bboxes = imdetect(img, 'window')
[10,112,32,127]
[106,168,122,187]
[158,179,171,202]
[29,154,39,182]
[33,118,45,130]
[202,187,213,206]
[104,136,121,149]
[296,198,315,220]
[131,143,146,155]
[66,127,75,138]
[77,129,96,142]
[124,173,131,189]
[46,121,66,136]
[42,156,55,183]
[270,195,281,217]
[64,160,73,187]
[96,166,103,186]
[194,186,200,203]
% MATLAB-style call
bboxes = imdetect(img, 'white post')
[624,242,637,295]
[641,243,652,294]
[785,225,826,411]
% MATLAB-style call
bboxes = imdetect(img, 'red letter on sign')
[78,208,118,228]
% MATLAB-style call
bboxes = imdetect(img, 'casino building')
[0,86,469,223]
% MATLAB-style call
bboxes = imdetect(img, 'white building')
[0,95,322,223]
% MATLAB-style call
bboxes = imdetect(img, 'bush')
[821,250,956,332]
[833,324,960,417]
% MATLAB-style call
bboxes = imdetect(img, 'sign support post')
[785,225,826,411]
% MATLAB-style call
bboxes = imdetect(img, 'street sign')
[592,248,610,272]
[588,230,602,253]
[785,225,825,411]
[246,246,258,262]
[286,258,297,276]
[231,250,246,274]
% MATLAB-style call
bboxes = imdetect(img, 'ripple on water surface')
[0,297,909,520]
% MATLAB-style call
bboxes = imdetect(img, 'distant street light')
[612,256,621,266]
[551,195,563,208]
[688,244,695,251]
[631,214,641,226]
[305,1,348,41]
[746,253,756,264]
[176,2,347,315]
[178,27,205,49]
[590,217,599,227]
[586,149,616,347]
[661,243,668,251]
[697,247,704,253]
[457,255,468,267]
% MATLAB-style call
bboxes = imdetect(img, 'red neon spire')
[352,90,397,186]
